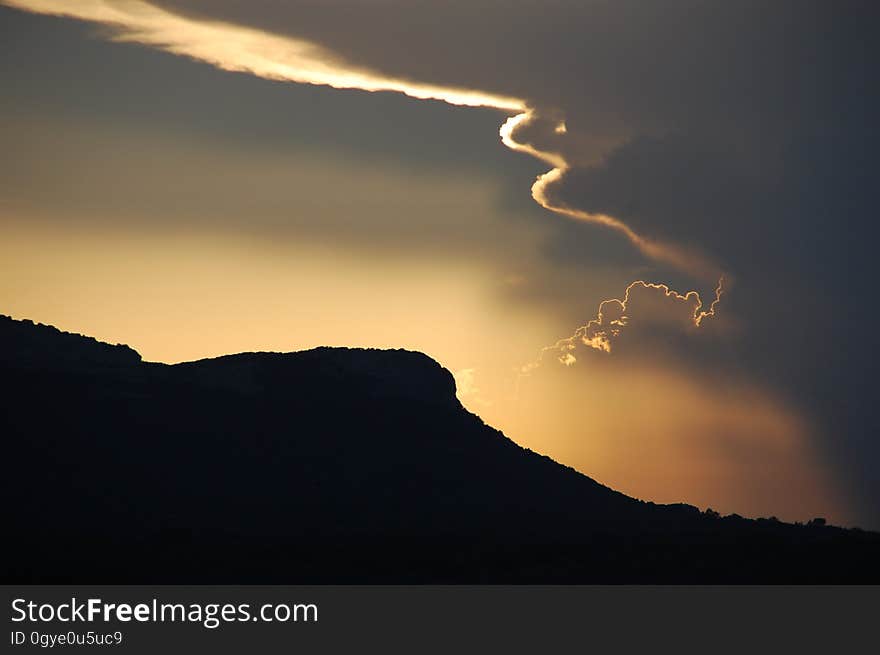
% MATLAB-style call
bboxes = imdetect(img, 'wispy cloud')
[2,0,524,110]
[4,0,723,282]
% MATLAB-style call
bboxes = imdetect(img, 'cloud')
[2,0,726,280]
[1,0,523,110]
[453,367,492,408]
[500,111,723,280]
[136,1,874,276]
[523,278,723,372]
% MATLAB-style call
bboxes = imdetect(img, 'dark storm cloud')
[151,1,870,137]
[148,1,877,275]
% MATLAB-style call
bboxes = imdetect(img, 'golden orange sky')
[0,217,848,525]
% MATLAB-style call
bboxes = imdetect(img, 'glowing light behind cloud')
[524,278,725,370]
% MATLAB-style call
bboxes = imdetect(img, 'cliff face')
[171,346,460,408]
[2,314,878,583]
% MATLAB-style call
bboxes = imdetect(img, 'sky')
[2,0,878,528]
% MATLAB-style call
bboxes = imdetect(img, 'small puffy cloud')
[526,278,724,370]
[453,368,492,408]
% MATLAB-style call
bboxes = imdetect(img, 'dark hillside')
[2,314,877,582]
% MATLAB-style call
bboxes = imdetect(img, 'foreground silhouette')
[2,314,878,583]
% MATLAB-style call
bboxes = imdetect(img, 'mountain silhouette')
[2,314,878,582]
